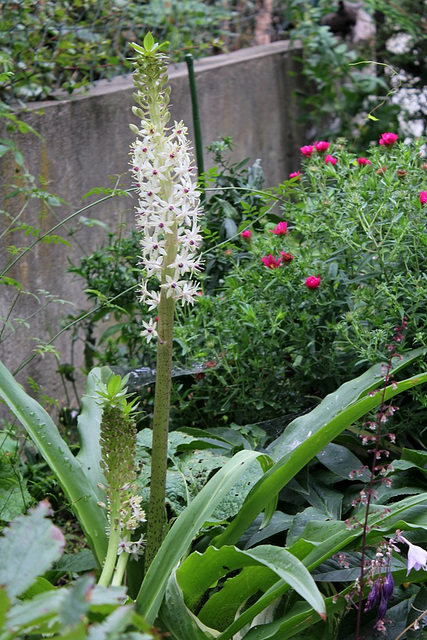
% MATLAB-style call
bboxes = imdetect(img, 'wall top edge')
[21,40,293,112]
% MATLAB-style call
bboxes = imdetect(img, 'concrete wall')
[0,40,305,412]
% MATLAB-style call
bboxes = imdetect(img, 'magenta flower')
[289,171,301,179]
[324,155,337,166]
[379,132,398,146]
[270,221,288,236]
[419,191,427,205]
[280,251,294,263]
[314,140,330,152]
[305,275,321,289]
[261,254,281,269]
[357,157,372,166]
[241,229,252,240]
[300,145,314,157]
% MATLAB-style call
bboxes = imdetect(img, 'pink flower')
[324,155,337,166]
[300,145,314,157]
[357,157,372,166]
[280,251,294,263]
[379,132,398,146]
[269,221,288,236]
[314,140,330,152]
[305,275,321,289]
[261,254,281,269]
[419,191,427,205]
[241,229,252,240]
[289,171,301,180]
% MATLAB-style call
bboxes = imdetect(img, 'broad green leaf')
[213,352,427,548]
[0,501,65,600]
[0,360,108,564]
[160,569,218,640]
[135,450,269,623]
[0,457,32,521]
[86,605,134,639]
[167,544,325,634]
[199,566,276,631]
[20,576,56,599]
[316,442,369,480]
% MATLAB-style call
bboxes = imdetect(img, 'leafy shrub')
[0,0,244,102]
[64,135,427,436]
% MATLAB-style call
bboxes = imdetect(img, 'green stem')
[112,550,130,587]
[98,494,121,587]
[144,289,176,570]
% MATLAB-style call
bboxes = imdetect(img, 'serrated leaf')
[0,501,65,599]
[59,574,95,631]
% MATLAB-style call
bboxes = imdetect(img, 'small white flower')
[141,318,158,343]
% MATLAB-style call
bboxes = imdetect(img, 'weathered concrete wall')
[0,40,305,413]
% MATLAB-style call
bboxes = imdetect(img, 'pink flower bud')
[314,140,330,152]
[379,132,398,146]
[300,145,314,157]
[419,191,427,205]
[261,254,281,269]
[289,171,301,179]
[269,221,288,236]
[241,229,252,240]
[357,157,372,166]
[324,155,337,166]
[305,275,321,289]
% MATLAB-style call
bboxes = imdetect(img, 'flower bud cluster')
[130,40,202,335]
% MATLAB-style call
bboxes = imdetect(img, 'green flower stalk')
[129,34,203,568]
[97,375,145,587]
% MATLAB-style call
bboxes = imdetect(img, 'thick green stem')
[144,289,175,570]
[98,494,121,587]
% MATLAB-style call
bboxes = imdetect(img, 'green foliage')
[0,502,158,639]
[285,0,401,144]
[135,427,264,519]
[64,137,427,436]
[0,431,32,522]
[0,0,237,102]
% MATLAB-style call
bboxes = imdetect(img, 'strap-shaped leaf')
[0,360,108,564]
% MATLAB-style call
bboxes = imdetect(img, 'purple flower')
[383,572,394,601]
[365,579,381,611]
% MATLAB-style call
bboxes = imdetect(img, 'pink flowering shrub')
[171,135,427,429]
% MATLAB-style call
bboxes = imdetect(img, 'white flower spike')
[130,34,203,342]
